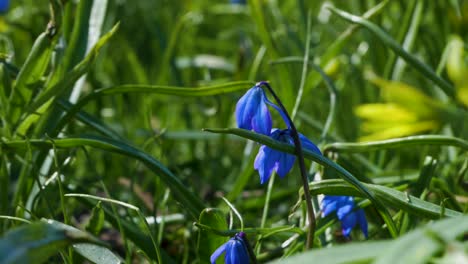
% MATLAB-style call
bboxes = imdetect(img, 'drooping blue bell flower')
[321,195,368,238]
[0,0,9,13]
[235,85,273,135]
[254,128,321,184]
[210,232,250,264]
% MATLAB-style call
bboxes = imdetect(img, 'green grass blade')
[203,128,399,238]
[306,179,462,218]
[16,23,120,135]
[374,215,468,264]
[73,195,175,263]
[197,208,228,262]
[10,32,54,123]
[0,219,105,264]
[271,241,391,264]
[2,135,206,219]
[323,135,468,153]
[53,81,254,136]
[326,5,455,97]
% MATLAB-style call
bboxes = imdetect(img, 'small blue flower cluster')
[236,83,321,183]
[211,83,369,262]
[321,196,368,238]
[235,83,369,236]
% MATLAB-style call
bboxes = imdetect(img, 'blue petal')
[235,87,260,131]
[321,196,339,217]
[224,240,234,264]
[298,133,322,155]
[251,94,272,135]
[235,87,272,135]
[341,211,357,237]
[356,209,368,238]
[229,239,250,264]
[210,241,228,264]
[336,203,354,221]
[254,145,281,184]
[276,152,295,178]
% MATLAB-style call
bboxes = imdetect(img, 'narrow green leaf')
[323,135,468,153]
[272,215,468,264]
[53,81,254,136]
[0,219,105,264]
[11,32,53,123]
[2,135,206,219]
[74,195,175,264]
[326,5,454,97]
[61,0,93,72]
[197,208,228,263]
[73,244,122,264]
[271,241,391,264]
[13,32,53,105]
[16,23,120,135]
[203,128,399,238]
[374,215,468,264]
[306,179,462,218]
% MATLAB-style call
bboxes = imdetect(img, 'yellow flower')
[355,77,445,142]
[446,35,468,107]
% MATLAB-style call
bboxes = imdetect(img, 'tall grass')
[0,1,467,263]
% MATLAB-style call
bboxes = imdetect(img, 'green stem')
[323,135,468,154]
[258,81,316,249]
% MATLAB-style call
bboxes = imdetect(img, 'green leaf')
[2,135,206,219]
[10,32,54,123]
[85,201,105,236]
[271,241,391,264]
[271,215,468,264]
[197,208,228,263]
[74,196,175,264]
[15,22,120,136]
[53,81,254,137]
[323,135,468,153]
[73,244,122,264]
[0,219,105,264]
[326,5,454,97]
[204,128,399,237]
[306,179,462,218]
[374,215,468,264]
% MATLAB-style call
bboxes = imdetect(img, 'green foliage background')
[0,0,467,263]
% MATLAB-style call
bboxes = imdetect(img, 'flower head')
[235,85,272,135]
[0,0,8,13]
[210,232,250,264]
[254,128,321,184]
[321,195,368,238]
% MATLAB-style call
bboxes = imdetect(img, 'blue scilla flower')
[254,128,321,184]
[0,0,8,13]
[235,85,273,135]
[210,232,250,264]
[321,195,368,238]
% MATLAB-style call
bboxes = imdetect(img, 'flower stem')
[258,81,316,249]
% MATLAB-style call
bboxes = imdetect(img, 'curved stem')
[257,81,316,249]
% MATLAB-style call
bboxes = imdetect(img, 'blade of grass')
[203,128,399,238]
[2,135,206,219]
[323,135,468,153]
[326,4,454,97]
[305,179,462,218]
